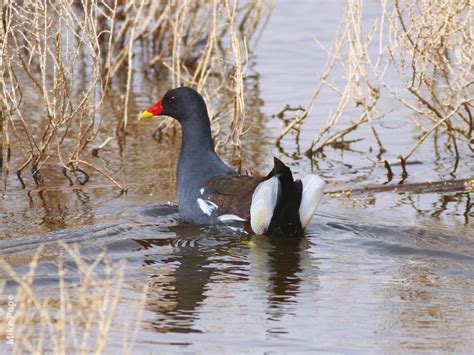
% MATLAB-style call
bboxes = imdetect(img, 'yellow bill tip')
[242,240,257,249]
[140,110,153,120]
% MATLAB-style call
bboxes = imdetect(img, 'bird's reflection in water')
[133,222,318,336]
[268,237,304,306]
[248,235,318,330]
[134,224,217,335]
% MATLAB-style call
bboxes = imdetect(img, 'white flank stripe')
[197,198,218,216]
[299,174,326,228]
[250,177,280,234]
[218,214,247,222]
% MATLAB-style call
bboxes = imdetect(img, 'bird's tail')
[250,158,324,237]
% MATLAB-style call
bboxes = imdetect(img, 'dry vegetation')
[0,242,146,354]
[1,0,273,189]
[278,0,473,171]
[3,0,469,188]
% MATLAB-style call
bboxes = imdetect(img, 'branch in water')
[327,178,474,196]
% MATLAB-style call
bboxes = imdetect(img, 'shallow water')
[1,200,473,353]
[1,1,473,353]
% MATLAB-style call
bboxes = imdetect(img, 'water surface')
[1,1,473,353]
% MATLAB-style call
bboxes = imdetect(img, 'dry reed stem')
[1,0,272,189]
[0,242,147,354]
[278,0,473,165]
[156,0,269,168]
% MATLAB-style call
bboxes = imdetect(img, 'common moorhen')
[141,87,325,237]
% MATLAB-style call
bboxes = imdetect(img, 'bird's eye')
[168,96,176,104]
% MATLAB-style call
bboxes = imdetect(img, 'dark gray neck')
[177,113,235,200]
[180,113,214,154]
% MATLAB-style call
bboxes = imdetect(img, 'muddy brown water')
[1,2,473,353]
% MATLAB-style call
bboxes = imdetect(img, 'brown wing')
[202,175,264,220]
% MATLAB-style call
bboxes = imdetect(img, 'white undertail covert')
[298,175,326,228]
[250,177,280,234]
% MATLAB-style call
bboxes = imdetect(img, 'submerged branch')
[327,178,474,196]
[22,178,473,200]
[68,160,126,192]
